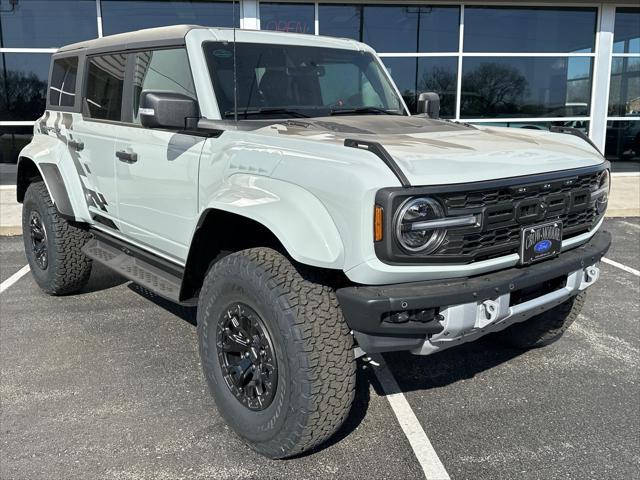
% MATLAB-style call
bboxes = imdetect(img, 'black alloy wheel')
[216,302,278,411]
[29,210,48,270]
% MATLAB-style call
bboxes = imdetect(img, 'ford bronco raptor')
[17,25,611,458]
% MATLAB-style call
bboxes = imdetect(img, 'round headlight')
[394,197,447,253]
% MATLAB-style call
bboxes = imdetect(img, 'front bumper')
[337,230,611,354]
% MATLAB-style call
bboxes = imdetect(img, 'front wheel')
[197,248,356,459]
[492,291,586,349]
[21,181,92,295]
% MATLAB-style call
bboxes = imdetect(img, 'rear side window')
[131,48,196,124]
[84,53,127,121]
[49,57,78,107]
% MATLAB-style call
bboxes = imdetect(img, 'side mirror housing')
[416,92,440,119]
[139,91,199,130]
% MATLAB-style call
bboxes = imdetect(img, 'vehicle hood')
[254,116,604,185]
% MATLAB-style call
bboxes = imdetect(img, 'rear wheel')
[197,247,356,459]
[493,292,586,349]
[22,181,92,295]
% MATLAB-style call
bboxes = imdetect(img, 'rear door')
[114,48,203,262]
[72,52,128,231]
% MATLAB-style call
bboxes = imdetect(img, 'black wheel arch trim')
[18,159,76,220]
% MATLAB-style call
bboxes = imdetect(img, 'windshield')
[203,42,405,119]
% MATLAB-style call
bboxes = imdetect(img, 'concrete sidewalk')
[1,175,638,236]
[0,186,21,236]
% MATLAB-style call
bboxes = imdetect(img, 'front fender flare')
[200,174,345,269]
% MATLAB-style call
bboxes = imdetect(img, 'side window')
[84,53,126,121]
[131,48,196,124]
[49,57,78,107]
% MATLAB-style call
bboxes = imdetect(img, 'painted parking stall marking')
[0,265,31,294]
[372,355,451,480]
[602,257,640,277]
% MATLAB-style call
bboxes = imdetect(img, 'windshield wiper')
[224,108,310,118]
[329,106,400,116]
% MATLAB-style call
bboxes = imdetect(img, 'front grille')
[432,171,603,262]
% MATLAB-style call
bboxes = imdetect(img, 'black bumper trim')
[337,230,611,336]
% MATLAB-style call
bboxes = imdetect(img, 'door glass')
[85,54,127,121]
[50,57,79,107]
[131,49,196,124]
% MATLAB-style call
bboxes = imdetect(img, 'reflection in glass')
[318,5,361,41]
[101,0,239,35]
[362,6,459,53]
[605,121,640,168]
[1,126,34,164]
[0,53,50,121]
[382,57,457,117]
[0,0,97,48]
[464,7,596,53]
[260,3,314,34]
[613,8,640,54]
[204,42,403,118]
[461,57,593,118]
[474,120,589,134]
[609,57,640,117]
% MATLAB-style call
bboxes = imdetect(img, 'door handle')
[68,139,84,151]
[116,150,138,163]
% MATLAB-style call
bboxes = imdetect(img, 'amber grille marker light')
[374,205,384,241]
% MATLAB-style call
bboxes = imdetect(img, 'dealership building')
[0,0,638,170]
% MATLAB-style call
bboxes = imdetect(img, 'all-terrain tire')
[197,247,356,459]
[492,291,586,349]
[22,181,92,295]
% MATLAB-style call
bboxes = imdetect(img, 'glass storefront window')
[613,8,640,54]
[101,0,239,36]
[464,7,597,53]
[362,6,459,53]
[318,5,360,41]
[0,0,97,48]
[0,126,33,164]
[473,120,589,133]
[319,5,459,52]
[460,57,593,118]
[605,120,640,168]
[609,57,640,117]
[382,57,457,117]
[0,53,50,121]
[260,3,314,34]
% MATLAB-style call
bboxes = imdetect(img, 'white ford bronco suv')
[18,25,611,458]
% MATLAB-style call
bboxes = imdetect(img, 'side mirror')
[139,91,199,130]
[416,92,440,119]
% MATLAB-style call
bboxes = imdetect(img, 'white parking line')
[602,257,640,277]
[620,220,640,231]
[0,265,31,294]
[372,355,451,480]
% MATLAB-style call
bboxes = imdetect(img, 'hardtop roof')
[56,25,366,56]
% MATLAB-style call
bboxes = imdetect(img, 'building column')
[589,4,616,153]
[241,0,259,30]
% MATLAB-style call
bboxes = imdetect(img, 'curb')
[0,226,22,236]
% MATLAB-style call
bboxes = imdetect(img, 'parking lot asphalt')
[1,218,639,480]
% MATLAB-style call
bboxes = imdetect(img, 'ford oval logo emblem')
[534,239,552,253]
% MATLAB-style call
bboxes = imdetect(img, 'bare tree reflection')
[461,62,527,117]
[0,69,47,121]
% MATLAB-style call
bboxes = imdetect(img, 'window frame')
[81,45,197,128]
[47,54,84,112]
[81,51,129,124]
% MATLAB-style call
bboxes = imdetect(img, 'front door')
[114,48,203,262]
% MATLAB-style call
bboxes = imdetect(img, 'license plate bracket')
[520,221,563,265]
